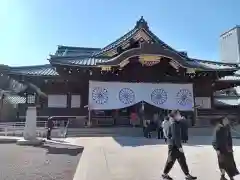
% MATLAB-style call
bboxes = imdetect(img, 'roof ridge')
[50,55,110,61]
[95,27,139,55]
[191,58,238,66]
[58,45,101,50]
[10,64,52,70]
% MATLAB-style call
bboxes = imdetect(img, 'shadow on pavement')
[34,143,84,156]
[113,136,240,147]
[113,136,165,147]
[184,136,240,147]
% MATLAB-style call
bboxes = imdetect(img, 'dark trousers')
[217,152,239,177]
[163,145,189,175]
[47,128,52,139]
[143,127,151,138]
[157,128,164,139]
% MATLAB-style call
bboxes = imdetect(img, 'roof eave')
[50,61,100,68]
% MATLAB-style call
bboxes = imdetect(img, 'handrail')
[0,120,67,137]
[63,119,70,138]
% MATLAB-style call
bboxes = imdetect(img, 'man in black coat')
[47,117,54,140]
[162,110,197,180]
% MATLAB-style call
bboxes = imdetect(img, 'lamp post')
[0,93,5,122]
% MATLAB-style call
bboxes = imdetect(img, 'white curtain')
[48,95,67,108]
[89,81,194,111]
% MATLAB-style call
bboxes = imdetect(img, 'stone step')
[66,127,240,137]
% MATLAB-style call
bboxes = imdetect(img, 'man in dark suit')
[162,110,197,180]
[47,117,54,140]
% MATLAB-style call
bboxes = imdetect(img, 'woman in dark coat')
[212,117,239,180]
[223,117,239,179]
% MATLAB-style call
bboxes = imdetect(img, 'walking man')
[47,116,54,140]
[162,110,197,180]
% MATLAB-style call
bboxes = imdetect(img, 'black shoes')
[162,174,197,180]
[220,174,228,180]
[162,174,173,180]
[186,174,197,180]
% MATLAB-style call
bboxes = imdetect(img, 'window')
[195,97,211,109]
[71,95,81,108]
[27,95,35,104]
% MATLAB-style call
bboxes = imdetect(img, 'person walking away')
[153,112,163,139]
[162,116,170,143]
[162,110,197,180]
[47,117,54,140]
[213,117,239,180]
[181,116,189,143]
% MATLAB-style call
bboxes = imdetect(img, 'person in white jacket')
[162,116,171,142]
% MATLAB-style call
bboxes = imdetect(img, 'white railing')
[0,120,69,138]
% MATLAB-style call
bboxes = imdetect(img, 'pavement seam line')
[101,147,112,180]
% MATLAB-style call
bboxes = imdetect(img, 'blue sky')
[0,0,240,66]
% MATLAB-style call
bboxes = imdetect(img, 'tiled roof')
[219,75,240,81]
[218,69,240,81]
[50,56,109,66]
[8,64,59,76]
[96,28,139,55]
[48,17,238,72]
[189,59,238,70]
[55,46,101,57]
[95,17,190,60]
[214,97,240,106]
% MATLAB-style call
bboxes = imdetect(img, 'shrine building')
[1,17,240,126]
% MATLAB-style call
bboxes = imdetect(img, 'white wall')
[48,95,67,108]
[71,95,81,108]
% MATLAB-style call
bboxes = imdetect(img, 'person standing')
[144,119,151,138]
[212,117,239,180]
[153,112,163,139]
[157,117,164,139]
[162,110,197,180]
[162,116,170,143]
[47,117,54,140]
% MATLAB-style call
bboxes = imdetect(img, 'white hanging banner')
[89,81,194,111]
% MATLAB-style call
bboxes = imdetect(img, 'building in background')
[220,26,240,63]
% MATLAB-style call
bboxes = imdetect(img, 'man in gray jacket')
[162,110,197,180]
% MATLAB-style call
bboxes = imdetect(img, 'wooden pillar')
[67,92,71,108]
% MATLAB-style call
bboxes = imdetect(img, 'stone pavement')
[0,138,82,180]
[67,136,240,180]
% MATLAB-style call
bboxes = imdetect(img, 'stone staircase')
[66,127,143,137]
[65,126,240,138]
